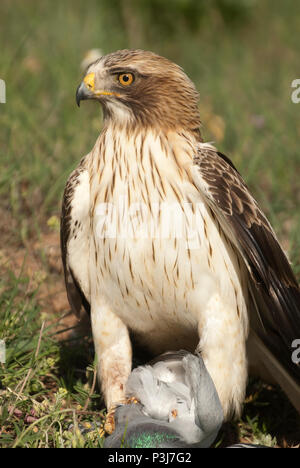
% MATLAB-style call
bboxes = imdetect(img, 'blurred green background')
[0,0,300,447]
[1,0,300,271]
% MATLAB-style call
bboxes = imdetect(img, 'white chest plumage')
[68,126,249,416]
[87,128,248,354]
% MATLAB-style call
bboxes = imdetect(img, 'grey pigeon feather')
[105,351,224,448]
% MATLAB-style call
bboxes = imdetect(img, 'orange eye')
[118,73,134,86]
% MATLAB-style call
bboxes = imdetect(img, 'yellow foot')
[99,424,105,438]
[104,397,139,435]
[104,406,116,434]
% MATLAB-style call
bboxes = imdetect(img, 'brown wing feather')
[60,163,90,318]
[193,146,300,384]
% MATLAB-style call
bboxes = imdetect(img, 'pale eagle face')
[76,49,201,135]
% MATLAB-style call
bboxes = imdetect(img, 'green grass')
[0,0,300,448]
[0,269,106,447]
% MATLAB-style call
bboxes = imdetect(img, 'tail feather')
[247,330,300,414]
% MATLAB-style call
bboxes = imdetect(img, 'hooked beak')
[76,72,121,107]
[76,72,95,107]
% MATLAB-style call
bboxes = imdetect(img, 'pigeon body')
[105,351,223,448]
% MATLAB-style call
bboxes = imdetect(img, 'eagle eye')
[118,73,134,86]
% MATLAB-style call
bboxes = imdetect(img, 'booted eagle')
[61,50,300,424]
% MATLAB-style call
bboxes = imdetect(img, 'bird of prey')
[61,49,300,428]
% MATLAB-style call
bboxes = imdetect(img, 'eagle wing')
[60,158,91,318]
[192,143,300,410]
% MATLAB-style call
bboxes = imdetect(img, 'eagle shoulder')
[61,156,91,318]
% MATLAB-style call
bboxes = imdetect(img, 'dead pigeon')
[104,351,224,448]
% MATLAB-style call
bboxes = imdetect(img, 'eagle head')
[76,49,201,136]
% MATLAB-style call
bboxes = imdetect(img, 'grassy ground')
[0,0,300,447]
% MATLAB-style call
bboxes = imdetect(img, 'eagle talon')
[124,396,139,405]
[99,424,105,438]
[104,406,117,434]
[104,397,140,435]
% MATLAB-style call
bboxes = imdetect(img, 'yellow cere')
[83,72,121,97]
[83,72,95,91]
